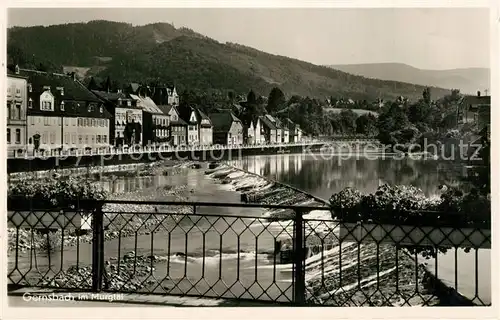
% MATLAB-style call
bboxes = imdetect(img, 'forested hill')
[8,20,451,100]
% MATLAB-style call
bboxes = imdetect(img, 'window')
[85,135,89,144]
[60,101,65,111]
[58,118,62,126]
[91,135,95,144]
[64,133,69,144]
[7,102,11,120]
[16,88,21,96]
[7,129,10,144]
[41,101,52,111]
[72,118,76,126]
[97,135,101,143]
[78,118,82,126]
[72,134,76,144]
[44,117,49,126]
[92,119,96,127]
[100,106,103,113]
[65,118,69,126]
[30,117,35,125]
[15,105,21,120]
[28,84,32,92]
[50,132,55,144]
[103,135,107,143]
[78,135,82,144]
[172,115,177,121]
[28,98,33,109]
[127,101,131,107]
[42,133,47,144]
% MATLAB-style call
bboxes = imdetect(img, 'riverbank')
[8,160,221,252]
[7,159,481,306]
[206,163,481,306]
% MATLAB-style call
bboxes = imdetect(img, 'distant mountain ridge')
[328,63,490,95]
[8,20,453,101]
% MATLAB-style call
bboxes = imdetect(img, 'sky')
[7,8,491,70]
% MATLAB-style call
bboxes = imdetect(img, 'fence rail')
[7,200,490,306]
[7,139,380,159]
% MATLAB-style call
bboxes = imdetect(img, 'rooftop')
[130,94,165,115]
[210,111,241,132]
[19,68,111,118]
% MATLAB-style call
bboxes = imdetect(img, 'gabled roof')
[157,105,187,125]
[274,117,286,130]
[252,117,260,128]
[157,104,173,115]
[462,95,491,106]
[92,90,142,110]
[209,111,241,133]
[195,108,212,128]
[18,68,111,119]
[259,115,277,130]
[130,94,165,115]
[128,83,141,93]
[283,118,296,130]
[178,106,198,124]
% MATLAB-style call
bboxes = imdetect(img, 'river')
[227,154,491,305]
[9,154,490,305]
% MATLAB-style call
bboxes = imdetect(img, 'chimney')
[477,91,481,97]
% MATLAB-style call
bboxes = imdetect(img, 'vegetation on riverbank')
[329,184,490,227]
[7,163,196,252]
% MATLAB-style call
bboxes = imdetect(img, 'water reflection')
[228,154,464,200]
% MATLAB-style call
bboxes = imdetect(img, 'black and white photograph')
[2,3,496,317]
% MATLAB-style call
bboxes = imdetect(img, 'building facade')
[285,118,301,143]
[259,115,277,144]
[7,66,28,152]
[130,94,169,145]
[158,105,187,146]
[195,109,213,146]
[178,106,199,146]
[92,90,143,146]
[210,112,243,145]
[253,117,263,144]
[151,85,179,106]
[242,119,255,145]
[20,69,112,151]
[460,91,491,125]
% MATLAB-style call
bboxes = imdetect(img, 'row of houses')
[6,65,303,152]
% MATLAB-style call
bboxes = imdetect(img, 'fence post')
[293,210,305,305]
[91,201,105,292]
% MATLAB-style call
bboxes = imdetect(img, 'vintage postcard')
[2,2,497,319]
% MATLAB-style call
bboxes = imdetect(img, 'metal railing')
[7,200,490,306]
[7,139,379,159]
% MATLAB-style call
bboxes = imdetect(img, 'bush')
[329,184,489,227]
[8,177,108,209]
[329,184,490,258]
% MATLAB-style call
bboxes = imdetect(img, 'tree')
[356,113,377,136]
[102,76,112,92]
[408,101,433,124]
[247,90,257,105]
[339,109,357,134]
[267,87,286,114]
[377,103,409,144]
[87,77,100,91]
[423,87,432,105]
